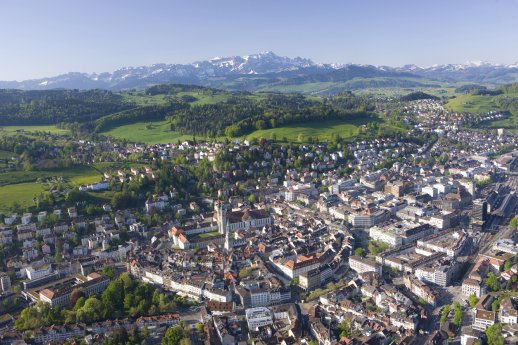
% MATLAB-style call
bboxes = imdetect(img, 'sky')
[1,0,518,80]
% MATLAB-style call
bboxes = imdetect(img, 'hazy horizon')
[1,0,518,80]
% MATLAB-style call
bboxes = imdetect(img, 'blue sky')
[1,0,518,80]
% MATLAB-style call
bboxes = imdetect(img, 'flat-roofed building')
[370,221,435,247]
[245,307,273,331]
[349,256,382,275]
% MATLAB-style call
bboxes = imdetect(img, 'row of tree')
[15,273,192,330]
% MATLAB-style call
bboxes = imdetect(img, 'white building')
[245,307,274,331]
[349,256,382,275]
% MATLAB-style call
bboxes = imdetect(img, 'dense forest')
[0,89,134,125]
[400,91,439,101]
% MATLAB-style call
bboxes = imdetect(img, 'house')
[499,298,518,325]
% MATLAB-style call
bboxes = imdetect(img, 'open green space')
[445,94,502,113]
[196,231,221,239]
[0,165,101,187]
[122,89,235,107]
[0,125,70,136]
[242,117,375,142]
[0,183,45,213]
[101,120,195,144]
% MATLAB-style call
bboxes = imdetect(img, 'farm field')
[0,183,45,213]
[445,94,502,113]
[101,120,195,144]
[0,125,70,136]
[242,117,376,142]
[0,165,101,187]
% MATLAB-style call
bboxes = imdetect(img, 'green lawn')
[122,90,233,107]
[445,94,502,113]
[0,125,70,136]
[0,183,44,213]
[0,166,101,187]
[0,165,102,213]
[196,231,221,239]
[242,117,375,142]
[101,120,195,144]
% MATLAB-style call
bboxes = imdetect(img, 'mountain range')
[2,51,518,93]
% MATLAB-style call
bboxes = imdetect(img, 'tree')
[492,299,501,313]
[486,324,504,345]
[368,240,389,254]
[162,326,184,345]
[468,294,479,308]
[76,297,104,323]
[440,305,451,324]
[354,247,365,257]
[196,323,204,335]
[453,302,462,327]
[485,272,500,292]
[337,319,354,338]
[239,267,252,279]
[70,288,85,309]
[102,265,116,280]
[509,215,518,229]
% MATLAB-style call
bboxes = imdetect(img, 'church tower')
[215,201,227,234]
[224,222,232,251]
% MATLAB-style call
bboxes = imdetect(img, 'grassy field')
[0,183,45,213]
[445,94,502,113]
[196,231,221,239]
[0,165,102,213]
[444,91,518,134]
[101,120,195,144]
[122,89,235,107]
[0,166,101,187]
[242,117,375,142]
[0,125,70,136]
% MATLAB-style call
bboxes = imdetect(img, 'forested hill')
[0,89,134,125]
[0,85,375,138]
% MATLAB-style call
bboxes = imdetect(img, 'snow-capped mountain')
[0,51,320,90]
[394,61,518,84]
[1,52,518,91]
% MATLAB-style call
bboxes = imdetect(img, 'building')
[472,309,495,330]
[298,265,333,291]
[348,209,389,228]
[414,257,458,287]
[499,298,518,325]
[245,307,273,331]
[39,273,110,308]
[0,273,11,293]
[349,256,382,275]
[404,275,438,306]
[284,183,318,202]
[416,230,468,258]
[273,253,323,279]
[462,278,484,298]
[370,222,435,247]
[472,199,488,222]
